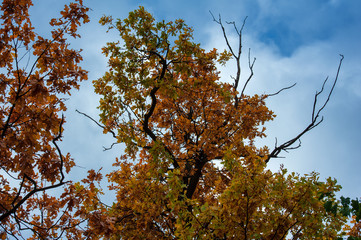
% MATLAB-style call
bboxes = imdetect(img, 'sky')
[29,0,361,200]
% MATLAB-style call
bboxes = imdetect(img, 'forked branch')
[266,55,344,163]
[210,12,254,107]
[75,109,119,151]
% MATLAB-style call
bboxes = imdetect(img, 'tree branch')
[0,119,69,222]
[240,48,256,98]
[266,55,344,162]
[210,12,254,107]
[267,83,297,97]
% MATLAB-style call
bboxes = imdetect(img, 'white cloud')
[202,15,361,198]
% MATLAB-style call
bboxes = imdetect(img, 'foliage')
[88,6,350,239]
[0,0,93,238]
[339,197,361,239]
[1,2,358,239]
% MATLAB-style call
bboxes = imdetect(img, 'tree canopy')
[87,6,349,239]
[1,2,360,239]
[0,0,95,238]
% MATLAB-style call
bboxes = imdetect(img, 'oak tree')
[0,0,92,238]
[86,7,349,239]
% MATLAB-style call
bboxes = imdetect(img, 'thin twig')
[75,109,117,139]
[267,83,297,97]
[266,55,344,162]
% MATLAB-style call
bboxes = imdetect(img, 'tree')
[85,6,349,239]
[0,0,92,238]
[339,196,361,239]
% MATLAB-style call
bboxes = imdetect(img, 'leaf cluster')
[88,7,350,239]
[0,0,91,238]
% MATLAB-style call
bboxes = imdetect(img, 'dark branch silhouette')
[210,12,254,108]
[266,55,344,162]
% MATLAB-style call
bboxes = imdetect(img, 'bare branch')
[266,55,344,163]
[209,12,237,58]
[76,110,117,139]
[225,16,247,36]
[76,109,121,152]
[240,48,256,97]
[267,83,297,97]
[210,12,255,107]
[102,142,120,151]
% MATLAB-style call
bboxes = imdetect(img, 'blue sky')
[30,0,361,200]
